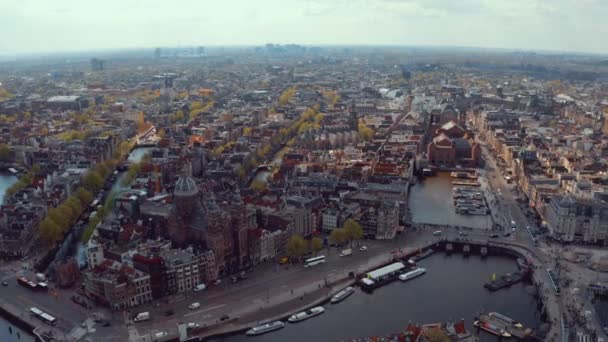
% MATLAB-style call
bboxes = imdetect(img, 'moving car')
[359,246,368,251]
[154,331,168,340]
[193,283,206,292]
[432,230,442,236]
[186,322,200,329]
[189,302,201,310]
[133,312,150,322]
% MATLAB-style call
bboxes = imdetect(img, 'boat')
[399,267,427,281]
[330,286,355,304]
[473,320,511,337]
[287,306,325,323]
[245,321,285,336]
[411,249,434,262]
[489,312,524,328]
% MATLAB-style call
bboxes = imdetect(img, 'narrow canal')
[213,253,542,341]
[0,173,18,204]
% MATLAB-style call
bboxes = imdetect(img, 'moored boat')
[330,286,355,304]
[245,321,285,336]
[288,306,325,323]
[399,267,427,281]
[489,312,524,328]
[473,320,511,338]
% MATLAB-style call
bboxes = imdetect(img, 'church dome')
[174,176,198,197]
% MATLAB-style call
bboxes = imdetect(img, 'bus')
[29,307,57,326]
[304,255,326,268]
[17,277,38,290]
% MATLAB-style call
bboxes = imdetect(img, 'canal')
[0,173,18,204]
[409,172,492,229]
[213,253,542,341]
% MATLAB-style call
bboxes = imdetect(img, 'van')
[432,230,442,236]
[339,248,352,257]
[133,312,150,322]
[193,284,206,292]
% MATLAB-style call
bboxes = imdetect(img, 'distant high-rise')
[154,47,162,59]
[197,46,205,56]
[90,58,104,71]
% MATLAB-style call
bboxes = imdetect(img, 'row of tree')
[278,86,297,106]
[285,219,364,260]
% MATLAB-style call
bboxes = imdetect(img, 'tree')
[39,218,62,243]
[343,219,364,247]
[83,171,104,191]
[310,237,323,255]
[329,228,347,247]
[74,187,94,206]
[421,328,450,342]
[158,128,166,138]
[243,127,252,136]
[250,180,267,192]
[286,235,307,260]
[358,120,375,141]
[0,143,11,162]
[279,86,296,106]
[48,208,70,231]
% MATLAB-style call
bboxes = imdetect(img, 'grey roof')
[174,176,198,196]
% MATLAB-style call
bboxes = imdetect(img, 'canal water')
[409,172,491,229]
[0,173,18,204]
[213,253,542,342]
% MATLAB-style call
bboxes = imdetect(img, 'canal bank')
[207,251,542,342]
[198,238,549,342]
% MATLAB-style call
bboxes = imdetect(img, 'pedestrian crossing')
[69,326,87,340]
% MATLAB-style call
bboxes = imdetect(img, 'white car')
[359,246,368,251]
[189,302,201,310]
[154,331,168,339]
[193,283,206,292]
[432,230,442,236]
[186,322,200,329]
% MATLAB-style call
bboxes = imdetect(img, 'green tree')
[286,235,307,261]
[343,219,364,247]
[83,171,104,191]
[74,187,94,206]
[0,143,11,162]
[48,207,70,231]
[329,228,347,246]
[39,218,62,243]
[310,237,323,255]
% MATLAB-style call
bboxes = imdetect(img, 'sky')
[1,0,608,55]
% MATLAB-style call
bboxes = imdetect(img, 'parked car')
[1,281,8,286]
[432,230,442,236]
[164,309,174,316]
[193,283,206,292]
[490,233,499,238]
[186,322,200,329]
[359,245,368,251]
[189,302,201,310]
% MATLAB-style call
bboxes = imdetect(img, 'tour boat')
[399,267,427,282]
[489,312,524,328]
[473,320,511,338]
[245,321,285,336]
[330,286,355,304]
[287,306,325,323]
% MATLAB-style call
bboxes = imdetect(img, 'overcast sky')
[2,0,607,55]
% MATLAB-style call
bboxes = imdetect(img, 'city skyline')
[2,0,608,55]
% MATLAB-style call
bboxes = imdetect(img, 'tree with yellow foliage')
[358,120,374,141]
[279,86,296,106]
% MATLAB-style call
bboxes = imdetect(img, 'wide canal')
[214,253,542,341]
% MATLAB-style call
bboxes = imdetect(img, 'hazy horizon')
[2,0,608,56]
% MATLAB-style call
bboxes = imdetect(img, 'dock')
[477,314,532,339]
